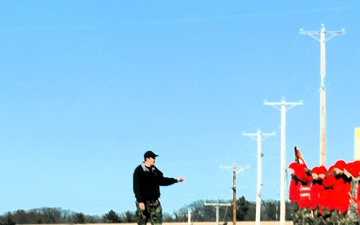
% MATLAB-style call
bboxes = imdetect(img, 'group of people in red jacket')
[289,159,360,225]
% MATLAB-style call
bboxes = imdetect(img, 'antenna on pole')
[264,97,302,225]
[243,129,275,225]
[220,164,248,225]
[300,24,345,166]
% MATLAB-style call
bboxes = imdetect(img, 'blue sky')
[0,0,359,216]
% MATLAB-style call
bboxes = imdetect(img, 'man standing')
[311,166,326,225]
[289,162,302,225]
[133,150,184,225]
[288,162,313,225]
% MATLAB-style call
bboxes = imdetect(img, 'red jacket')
[296,164,312,209]
[333,173,351,215]
[288,163,312,208]
[311,179,324,211]
[289,162,300,203]
[289,176,299,203]
[298,182,312,209]
[322,173,336,211]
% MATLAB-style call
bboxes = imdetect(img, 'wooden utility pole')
[300,24,345,166]
[243,129,275,225]
[232,165,236,225]
[220,164,248,225]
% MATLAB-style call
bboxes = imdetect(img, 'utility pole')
[300,24,345,166]
[355,128,360,160]
[188,209,192,225]
[264,97,302,225]
[220,164,248,225]
[204,201,231,225]
[243,129,275,225]
[232,166,236,225]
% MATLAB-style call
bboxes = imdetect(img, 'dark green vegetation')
[0,197,292,224]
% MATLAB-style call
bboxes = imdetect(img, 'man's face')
[333,168,343,174]
[146,157,156,166]
[312,173,319,180]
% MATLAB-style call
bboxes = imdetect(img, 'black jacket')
[133,163,178,203]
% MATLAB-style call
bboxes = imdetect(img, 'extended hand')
[139,202,145,211]
[177,177,184,182]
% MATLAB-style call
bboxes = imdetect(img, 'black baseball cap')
[144,150,159,159]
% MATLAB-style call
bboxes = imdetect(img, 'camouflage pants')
[323,207,334,225]
[291,202,302,225]
[348,197,359,224]
[313,207,326,225]
[332,210,355,225]
[344,212,356,225]
[290,202,314,225]
[302,207,314,225]
[136,200,162,225]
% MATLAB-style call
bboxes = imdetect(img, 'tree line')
[0,196,292,224]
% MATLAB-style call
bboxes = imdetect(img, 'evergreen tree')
[102,210,121,223]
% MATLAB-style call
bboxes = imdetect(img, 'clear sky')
[0,0,359,217]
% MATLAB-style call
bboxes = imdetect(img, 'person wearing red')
[311,167,320,210]
[317,166,327,217]
[289,162,302,225]
[332,160,353,225]
[311,166,326,225]
[288,162,313,225]
[296,164,313,225]
[322,165,336,224]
